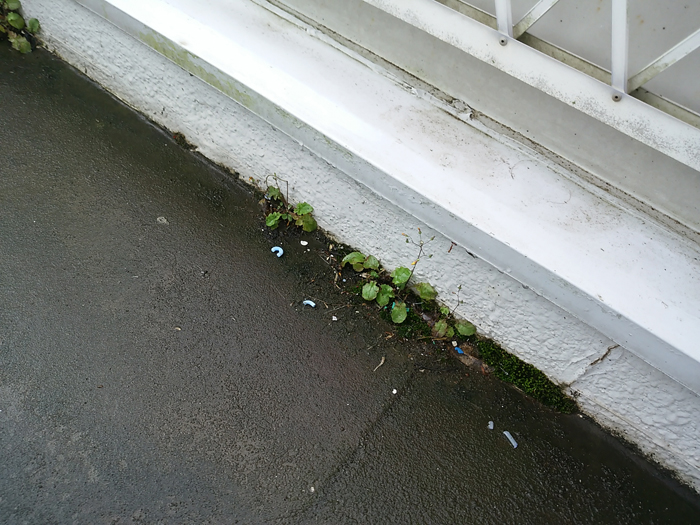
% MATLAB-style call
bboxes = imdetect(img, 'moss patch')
[472,337,577,413]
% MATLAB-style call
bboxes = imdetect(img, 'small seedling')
[337,229,479,338]
[263,174,318,232]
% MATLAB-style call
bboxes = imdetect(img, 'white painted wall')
[19,0,700,491]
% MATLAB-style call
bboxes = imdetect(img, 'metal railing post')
[495,0,513,45]
[611,0,629,100]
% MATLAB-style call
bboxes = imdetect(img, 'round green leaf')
[26,18,40,34]
[376,284,394,307]
[361,281,379,301]
[265,211,282,229]
[433,319,449,337]
[17,38,31,53]
[414,282,437,301]
[266,185,282,201]
[7,0,22,11]
[299,213,317,232]
[7,12,25,30]
[9,34,30,53]
[391,301,408,324]
[390,267,411,287]
[341,251,365,269]
[294,202,313,215]
[363,255,379,270]
[455,320,476,337]
[440,306,450,316]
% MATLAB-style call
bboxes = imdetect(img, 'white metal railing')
[361,0,699,172]
[493,0,700,103]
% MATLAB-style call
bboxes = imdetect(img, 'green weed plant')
[1,1,40,54]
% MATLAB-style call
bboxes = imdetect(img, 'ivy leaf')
[294,202,313,215]
[7,12,25,30]
[341,252,365,270]
[414,282,437,301]
[446,326,455,338]
[265,211,282,229]
[369,270,379,278]
[391,301,408,324]
[362,281,379,301]
[299,213,317,232]
[440,306,450,316]
[7,0,22,11]
[267,185,282,201]
[455,320,476,336]
[390,266,411,288]
[26,18,40,34]
[432,319,448,337]
[363,255,379,270]
[376,284,394,307]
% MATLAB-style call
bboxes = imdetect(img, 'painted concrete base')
[20,0,700,491]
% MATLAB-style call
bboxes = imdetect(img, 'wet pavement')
[1,46,700,524]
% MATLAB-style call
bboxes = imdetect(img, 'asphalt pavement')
[2,45,700,524]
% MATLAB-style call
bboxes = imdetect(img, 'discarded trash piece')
[331,315,338,321]
[174,326,182,331]
[302,300,316,307]
[156,216,169,225]
[310,486,315,493]
[300,240,309,246]
[452,341,458,347]
[271,246,284,257]
[503,430,518,448]
[342,279,346,282]
[455,347,464,355]
[373,356,386,372]
[392,389,397,395]
[488,421,494,430]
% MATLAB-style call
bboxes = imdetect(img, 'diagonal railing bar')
[513,0,560,39]
[628,28,700,92]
